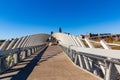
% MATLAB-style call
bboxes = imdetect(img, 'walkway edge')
[62,51,103,80]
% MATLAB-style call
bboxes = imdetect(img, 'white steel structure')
[53,32,120,80]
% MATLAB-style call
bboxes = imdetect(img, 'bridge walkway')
[0,45,100,80]
[28,45,100,80]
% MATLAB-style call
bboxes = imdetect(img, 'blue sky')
[0,0,120,39]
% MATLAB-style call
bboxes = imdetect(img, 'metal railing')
[0,44,47,74]
[60,45,120,80]
[53,33,120,80]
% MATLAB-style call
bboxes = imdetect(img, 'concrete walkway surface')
[0,46,100,80]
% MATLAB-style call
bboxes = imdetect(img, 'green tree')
[59,27,62,33]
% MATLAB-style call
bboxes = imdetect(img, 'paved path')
[0,46,100,80]
[27,46,100,80]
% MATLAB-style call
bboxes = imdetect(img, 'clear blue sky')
[0,0,120,39]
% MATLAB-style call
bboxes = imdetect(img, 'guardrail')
[60,44,120,80]
[0,44,47,74]
[53,33,120,80]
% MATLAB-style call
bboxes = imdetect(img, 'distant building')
[0,40,5,45]
[0,40,5,43]
[79,33,120,41]
[79,35,85,39]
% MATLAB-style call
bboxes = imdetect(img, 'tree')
[59,27,62,33]
[51,31,53,35]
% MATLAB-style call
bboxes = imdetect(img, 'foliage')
[59,27,62,33]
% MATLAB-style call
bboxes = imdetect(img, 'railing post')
[22,50,26,59]
[104,61,114,80]
[78,54,86,69]
[100,39,119,80]
[74,53,78,64]
[14,53,19,64]
[32,48,35,53]
[13,48,21,65]
[85,38,106,76]
[30,48,33,55]
[83,56,91,71]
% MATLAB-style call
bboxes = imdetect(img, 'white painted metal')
[6,38,18,50]
[0,40,10,50]
[17,36,27,48]
[100,40,111,49]
[70,46,120,59]
[76,37,86,48]
[85,38,94,48]
[21,36,29,47]
[100,39,120,80]
[71,35,80,46]
[53,33,120,80]
[12,37,22,49]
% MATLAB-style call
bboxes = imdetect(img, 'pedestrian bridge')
[0,33,120,80]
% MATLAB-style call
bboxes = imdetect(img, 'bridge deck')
[28,46,100,80]
[0,46,100,80]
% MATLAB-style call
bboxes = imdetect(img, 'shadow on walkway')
[10,47,48,80]
[0,47,47,80]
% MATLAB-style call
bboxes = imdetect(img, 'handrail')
[0,44,45,56]
[0,43,47,74]
[60,44,120,80]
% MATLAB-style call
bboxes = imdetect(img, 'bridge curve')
[53,32,120,80]
[0,33,120,80]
